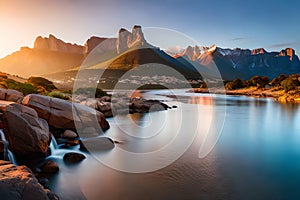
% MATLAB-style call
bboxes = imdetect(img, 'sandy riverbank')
[190,87,300,103]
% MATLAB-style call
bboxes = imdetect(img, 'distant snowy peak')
[216,47,297,60]
[202,45,217,54]
[174,44,299,62]
[216,47,251,56]
[174,45,202,60]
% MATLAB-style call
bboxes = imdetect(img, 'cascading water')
[0,129,17,165]
[49,134,58,155]
[7,150,17,165]
[0,130,8,161]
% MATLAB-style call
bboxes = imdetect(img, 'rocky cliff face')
[0,25,153,77]
[1,25,299,80]
[117,25,150,53]
[174,45,201,60]
[251,48,266,55]
[34,34,84,54]
[175,45,300,79]
[84,36,117,55]
[278,48,297,60]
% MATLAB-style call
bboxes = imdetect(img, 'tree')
[225,78,244,90]
[270,74,287,87]
[247,76,269,89]
[280,74,300,92]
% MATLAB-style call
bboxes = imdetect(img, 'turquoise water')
[47,90,300,200]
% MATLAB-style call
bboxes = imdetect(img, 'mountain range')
[0,25,299,81]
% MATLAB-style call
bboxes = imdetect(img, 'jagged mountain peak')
[1,25,300,80]
[33,34,84,54]
[174,45,201,60]
[202,44,217,53]
[251,48,266,55]
[117,25,151,53]
[119,28,130,33]
[278,48,296,60]
[173,44,300,79]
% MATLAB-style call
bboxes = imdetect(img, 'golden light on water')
[188,96,214,105]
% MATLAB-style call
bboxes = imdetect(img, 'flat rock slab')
[22,94,110,132]
[81,137,115,152]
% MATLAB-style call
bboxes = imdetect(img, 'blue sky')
[0,0,300,58]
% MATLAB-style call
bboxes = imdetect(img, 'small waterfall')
[50,134,58,152]
[7,150,17,165]
[0,129,17,165]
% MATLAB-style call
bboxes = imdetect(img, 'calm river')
[47,90,300,200]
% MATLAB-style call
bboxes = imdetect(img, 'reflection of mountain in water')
[188,96,214,105]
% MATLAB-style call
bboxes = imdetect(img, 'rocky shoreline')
[190,87,300,103]
[0,89,170,199]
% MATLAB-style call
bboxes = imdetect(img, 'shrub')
[225,78,244,90]
[199,82,208,89]
[2,78,38,95]
[8,82,38,95]
[47,91,71,100]
[280,74,300,92]
[27,76,57,91]
[270,74,287,87]
[246,76,269,88]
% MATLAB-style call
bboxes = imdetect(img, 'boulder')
[0,160,58,200]
[66,139,80,145]
[60,139,80,148]
[80,98,97,109]
[100,96,111,102]
[78,127,99,138]
[130,99,168,113]
[41,160,59,174]
[63,152,86,163]
[2,103,50,159]
[81,137,115,152]
[61,130,77,139]
[0,141,4,152]
[0,88,24,103]
[0,141,5,160]
[22,94,110,132]
[96,101,113,117]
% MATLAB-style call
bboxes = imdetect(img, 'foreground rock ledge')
[2,103,50,159]
[0,160,58,200]
[22,94,110,132]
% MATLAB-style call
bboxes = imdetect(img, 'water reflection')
[48,91,300,200]
[188,96,214,105]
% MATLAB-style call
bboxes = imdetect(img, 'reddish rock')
[34,34,84,54]
[0,160,58,200]
[279,48,296,60]
[2,103,49,159]
[61,130,77,139]
[22,94,110,132]
[81,137,115,152]
[41,160,59,174]
[0,88,24,102]
[63,152,86,163]
[251,48,266,55]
